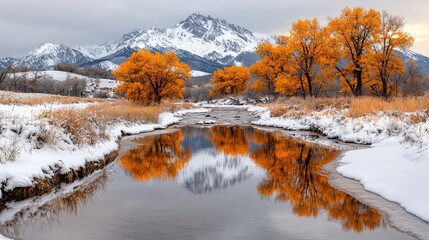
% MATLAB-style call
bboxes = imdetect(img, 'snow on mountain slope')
[97,60,119,71]
[191,70,210,77]
[396,49,429,73]
[73,41,118,59]
[19,43,91,69]
[75,13,271,68]
[0,57,19,69]
[119,13,268,60]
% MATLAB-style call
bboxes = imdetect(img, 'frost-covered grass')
[250,97,429,222]
[0,92,207,199]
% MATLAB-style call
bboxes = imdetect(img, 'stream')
[0,107,424,240]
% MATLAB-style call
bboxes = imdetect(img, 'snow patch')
[338,138,429,222]
[191,70,211,77]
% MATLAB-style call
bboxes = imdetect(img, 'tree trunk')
[300,77,306,99]
[304,72,313,97]
[354,69,363,96]
[155,93,162,104]
[382,78,388,99]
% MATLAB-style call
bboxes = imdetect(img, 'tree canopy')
[250,7,414,99]
[113,50,191,105]
[210,66,250,96]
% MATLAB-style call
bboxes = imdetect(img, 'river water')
[0,126,417,239]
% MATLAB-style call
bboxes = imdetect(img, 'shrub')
[0,134,21,163]
[42,108,108,147]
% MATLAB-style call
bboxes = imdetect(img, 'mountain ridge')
[1,12,429,74]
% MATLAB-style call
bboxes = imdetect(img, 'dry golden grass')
[264,94,429,118]
[0,91,109,105]
[86,100,189,123]
[38,100,195,146]
[40,108,109,146]
[264,97,351,117]
[347,95,429,117]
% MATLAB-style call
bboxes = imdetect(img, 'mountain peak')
[32,43,62,55]
[187,12,210,20]
[22,42,90,69]
[180,12,230,29]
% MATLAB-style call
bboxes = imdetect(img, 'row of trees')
[53,63,115,79]
[114,7,418,105]
[250,7,414,99]
[0,72,88,97]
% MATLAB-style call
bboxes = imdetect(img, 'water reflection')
[0,126,416,239]
[250,130,381,232]
[119,131,191,181]
[118,126,382,233]
[210,126,250,156]
[180,149,254,194]
[0,169,110,238]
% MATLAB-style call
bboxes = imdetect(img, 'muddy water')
[0,125,417,240]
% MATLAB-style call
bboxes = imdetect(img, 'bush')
[54,63,114,79]
[0,75,87,97]
[93,90,111,98]
[183,85,211,101]
[43,108,108,147]
[0,133,21,163]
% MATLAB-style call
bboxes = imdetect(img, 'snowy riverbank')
[249,106,429,223]
[0,102,210,199]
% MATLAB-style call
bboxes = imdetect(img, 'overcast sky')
[1,0,428,57]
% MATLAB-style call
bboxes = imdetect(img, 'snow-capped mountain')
[0,13,268,73]
[1,12,429,74]
[78,13,267,64]
[395,49,429,73]
[18,43,91,70]
[0,57,19,69]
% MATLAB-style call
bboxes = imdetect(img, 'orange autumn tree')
[250,40,289,95]
[113,50,191,105]
[275,18,335,98]
[328,7,381,96]
[209,66,250,96]
[119,130,191,182]
[370,11,414,98]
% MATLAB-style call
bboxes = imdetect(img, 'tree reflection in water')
[210,125,249,156]
[250,130,381,232]
[119,130,191,181]
[119,126,381,232]
[0,126,386,238]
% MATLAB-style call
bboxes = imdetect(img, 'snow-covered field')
[0,100,209,199]
[8,70,118,95]
[0,102,93,119]
[249,105,429,223]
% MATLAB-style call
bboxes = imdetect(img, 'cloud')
[1,0,428,57]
